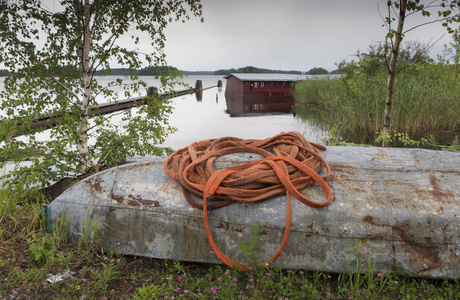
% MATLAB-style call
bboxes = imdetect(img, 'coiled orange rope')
[164,131,332,270]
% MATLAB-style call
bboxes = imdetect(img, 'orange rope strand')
[164,131,332,270]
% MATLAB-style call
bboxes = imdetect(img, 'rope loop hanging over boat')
[164,131,332,271]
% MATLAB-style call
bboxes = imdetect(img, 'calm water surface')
[0,75,327,151]
[161,75,327,149]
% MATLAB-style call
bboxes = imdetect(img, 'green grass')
[1,189,460,299]
[294,65,460,148]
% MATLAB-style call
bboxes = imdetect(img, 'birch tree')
[441,27,460,72]
[0,0,202,192]
[381,0,459,146]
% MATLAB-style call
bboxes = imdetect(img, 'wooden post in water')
[195,80,203,102]
[195,80,202,91]
[147,86,158,97]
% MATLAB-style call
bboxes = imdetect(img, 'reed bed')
[294,65,460,147]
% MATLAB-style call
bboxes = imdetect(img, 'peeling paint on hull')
[46,147,460,278]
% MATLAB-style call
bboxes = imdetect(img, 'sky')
[1,0,454,73]
[159,0,453,72]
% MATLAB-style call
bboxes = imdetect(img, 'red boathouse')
[224,73,306,116]
[224,73,306,99]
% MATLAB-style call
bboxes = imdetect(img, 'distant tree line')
[0,66,182,77]
[181,70,215,75]
[336,41,433,80]
[213,66,339,75]
[0,66,338,77]
[214,66,303,75]
[95,66,180,76]
[305,67,329,75]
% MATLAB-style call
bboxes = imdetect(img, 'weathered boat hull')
[45,147,460,278]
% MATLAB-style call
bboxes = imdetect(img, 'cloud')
[1,0,451,72]
[162,0,451,71]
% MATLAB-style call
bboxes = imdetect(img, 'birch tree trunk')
[383,0,407,146]
[0,0,203,192]
[78,0,91,168]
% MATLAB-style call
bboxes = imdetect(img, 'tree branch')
[404,17,452,34]
[89,6,141,77]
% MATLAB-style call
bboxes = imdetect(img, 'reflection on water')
[161,76,329,150]
[293,103,330,130]
[0,75,329,151]
[225,94,294,117]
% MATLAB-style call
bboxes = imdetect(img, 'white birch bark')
[78,0,91,168]
[383,0,407,146]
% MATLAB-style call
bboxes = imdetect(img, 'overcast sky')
[1,0,453,73]
[159,0,452,72]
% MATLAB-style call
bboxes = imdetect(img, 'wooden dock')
[6,83,215,137]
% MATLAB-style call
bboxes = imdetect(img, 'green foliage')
[375,130,428,147]
[0,0,202,194]
[238,225,262,266]
[0,69,10,76]
[293,76,339,106]
[2,231,460,299]
[375,130,393,146]
[77,211,101,255]
[379,1,459,145]
[336,41,432,78]
[384,0,460,37]
[294,49,460,147]
[440,28,460,73]
[134,284,164,300]
[0,186,44,241]
[214,66,302,75]
[0,185,19,240]
[322,125,347,146]
[338,241,391,297]
[306,67,329,75]
[27,233,57,265]
[94,261,120,294]
[137,66,180,76]
[438,0,460,33]
[0,183,17,217]
[52,207,70,245]
[91,66,181,76]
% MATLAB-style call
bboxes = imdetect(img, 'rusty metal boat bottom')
[44,146,460,279]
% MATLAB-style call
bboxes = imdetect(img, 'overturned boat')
[44,142,460,279]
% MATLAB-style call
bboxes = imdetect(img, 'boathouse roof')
[224,73,307,82]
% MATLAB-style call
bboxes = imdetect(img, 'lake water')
[163,76,327,149]
[0,75,327,151]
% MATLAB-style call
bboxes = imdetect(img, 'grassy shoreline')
[1,190,459,299]
[293,65,459,149]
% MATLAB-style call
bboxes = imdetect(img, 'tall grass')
[1,186,459,299]
[0,185,43,241]
[294,65,460,147]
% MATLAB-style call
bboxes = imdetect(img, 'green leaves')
[27,233,58,265]
[384,0,459,34]
[0,0,203,193]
